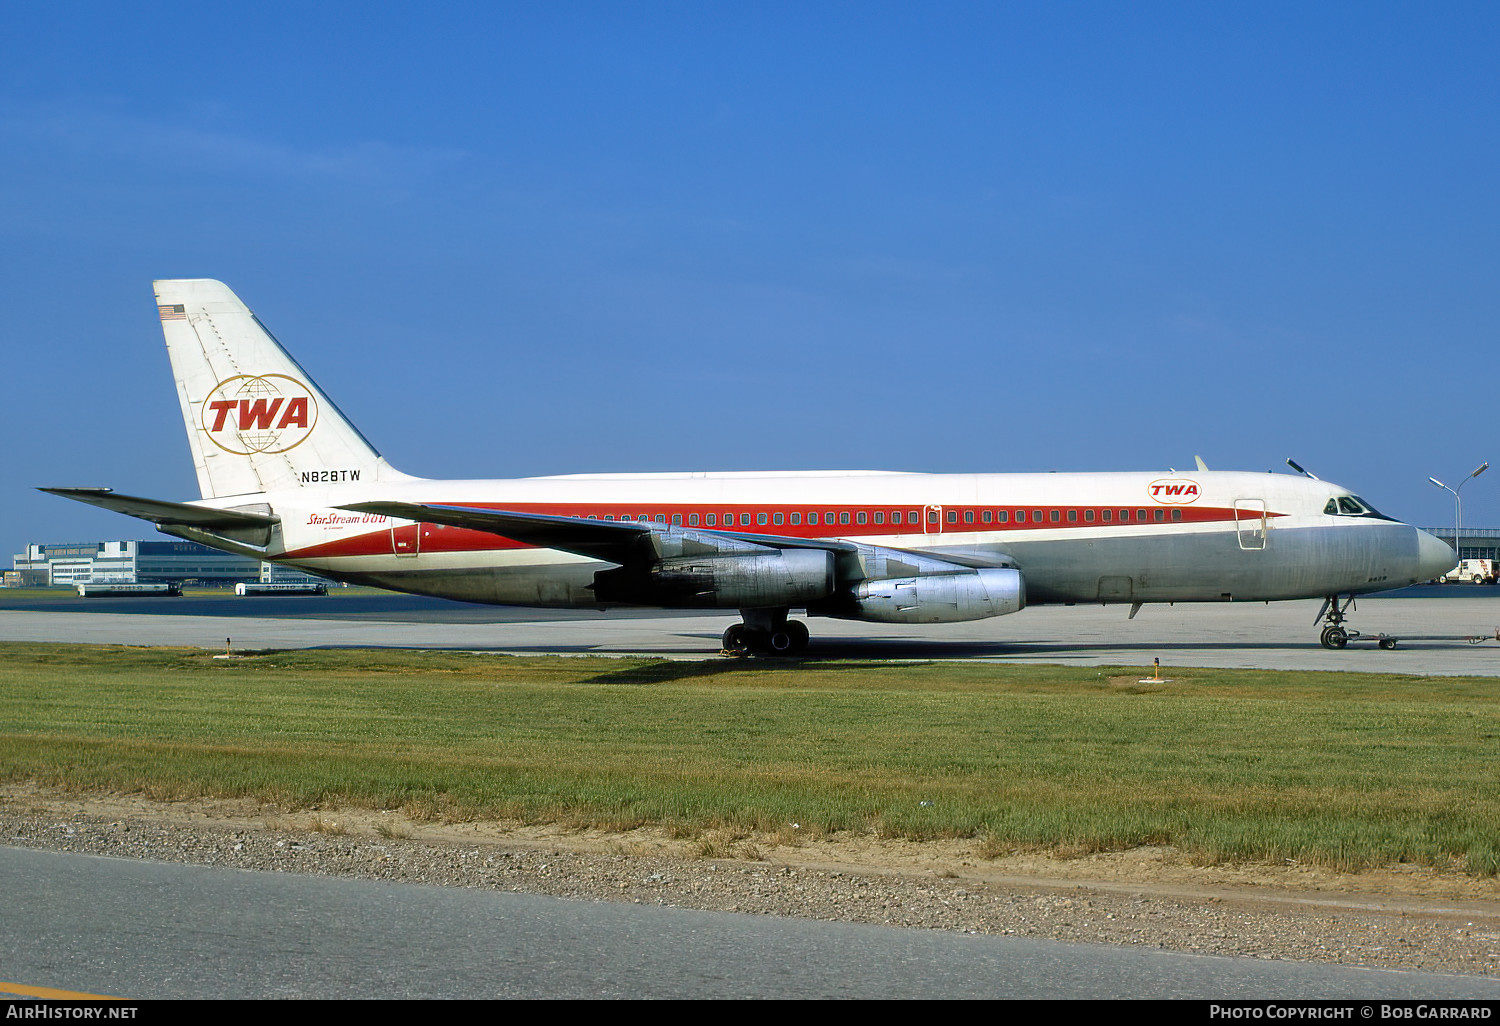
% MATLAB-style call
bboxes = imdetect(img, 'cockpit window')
[1351,495,1392,520]
[1326,494,1395,521]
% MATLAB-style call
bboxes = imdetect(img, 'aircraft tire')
[1320,626,1348,650]
[786,620,810,653]
[722,624,749,653]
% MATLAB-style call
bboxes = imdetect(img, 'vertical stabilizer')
[154,279,413,499]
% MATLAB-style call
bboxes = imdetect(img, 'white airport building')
[7,540,327,588]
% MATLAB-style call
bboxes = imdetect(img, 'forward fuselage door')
[1234,499,1266,550]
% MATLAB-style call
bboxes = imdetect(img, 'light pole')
[1429,461,1489,566]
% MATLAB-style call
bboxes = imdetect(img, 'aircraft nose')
[1416,528,1457,581]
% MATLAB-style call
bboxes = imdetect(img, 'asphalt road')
[7,846,1500,1000]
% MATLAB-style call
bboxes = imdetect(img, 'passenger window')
[1153,509,1164,521]
[605,515,615,521]
[997,510,1008,523]
[790,512,801,525]
[655,514,666,523]
[826,511,836,524]
[1084,510,1094,522]
[964,510,974,524]
[874,511,884,524]
[809,512,819,525]
[856,511,867,525]
[741,513,751,526]
[1067,509,1077,522]
[705,514,715,526]
[1171,509,1182,521]
[672,514,682,526]
[773,512,783,525]
[1136,510,1146,521]
[947,510,957,524]
[689,514,699,526]
[1015,510,1025,523]
[757,512,767,526]
[928,509,940,524]
[1049,510,1059,523]
[839,512,850,525]
[982,510,992,524]
[1034,510,1044,522]
[1102,509,1111,522]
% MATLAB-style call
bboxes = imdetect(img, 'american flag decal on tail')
[158,304,185,321]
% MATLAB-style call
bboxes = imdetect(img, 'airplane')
[44,279,1457,654]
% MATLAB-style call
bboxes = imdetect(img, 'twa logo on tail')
[200,375,320,454]
[1148,478,1201,504]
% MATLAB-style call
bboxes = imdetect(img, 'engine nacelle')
[846,568,1025,624]
[593,549,836,608]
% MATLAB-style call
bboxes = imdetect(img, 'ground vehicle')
[1438,558,1497,584]
[234,582,328,596]
[75,582,183,597]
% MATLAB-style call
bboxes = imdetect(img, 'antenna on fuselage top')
[1286,458,1320,480]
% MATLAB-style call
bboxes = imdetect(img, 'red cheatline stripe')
[280,504,1281,561]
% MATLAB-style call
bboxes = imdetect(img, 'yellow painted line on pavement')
[0,981,120,1000]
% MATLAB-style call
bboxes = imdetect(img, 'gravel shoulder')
[6,782,1500,979]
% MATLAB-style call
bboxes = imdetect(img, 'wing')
[339,501,1003,577]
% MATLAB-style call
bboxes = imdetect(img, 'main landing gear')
[1315,594,1398,650]
[722,609,810,656]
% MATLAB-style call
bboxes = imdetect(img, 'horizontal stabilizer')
[39,487,280,528]
[39,487,281,550]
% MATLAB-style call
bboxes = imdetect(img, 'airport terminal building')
[1437,528,1500,562]
[8,540,326,588]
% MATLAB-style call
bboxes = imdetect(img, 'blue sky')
[3,2,1496,552]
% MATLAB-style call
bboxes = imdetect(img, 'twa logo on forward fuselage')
[200,375,319,454]
[1148,478,1201,503]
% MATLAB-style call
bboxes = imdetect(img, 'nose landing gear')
[1317,595,1353,649]
[1315,595,1399,650]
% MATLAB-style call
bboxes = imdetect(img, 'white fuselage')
[180,469,1448,611]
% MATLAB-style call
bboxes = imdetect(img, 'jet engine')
[844,567,1025,624]
[592,549,836,608]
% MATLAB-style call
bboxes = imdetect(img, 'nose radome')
[1416,529,1457,581]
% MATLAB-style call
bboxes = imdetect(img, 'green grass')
[2,642,1499,873]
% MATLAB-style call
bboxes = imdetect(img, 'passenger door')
[1234,499,1266,551]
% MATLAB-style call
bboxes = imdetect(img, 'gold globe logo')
[200,375,319,455]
